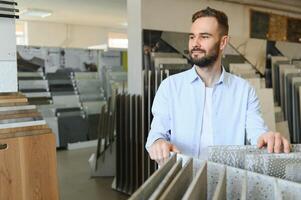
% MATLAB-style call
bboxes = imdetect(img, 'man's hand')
[148,139,180,166]
[257,132,291,153]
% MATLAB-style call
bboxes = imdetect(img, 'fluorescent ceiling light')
[108,38,128,49]
[20,9,52,18]
[88,44,108,50]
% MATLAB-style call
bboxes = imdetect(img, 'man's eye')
[189,36,194,40]
[202,36,209,39]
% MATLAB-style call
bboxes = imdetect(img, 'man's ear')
[220,35,229,51]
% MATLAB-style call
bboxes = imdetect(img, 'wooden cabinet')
[0,133,59,200]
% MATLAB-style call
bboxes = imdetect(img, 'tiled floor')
[57,147,128,200]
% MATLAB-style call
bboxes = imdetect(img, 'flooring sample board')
[75,79,103,93]
[0,128,51,139]
[0,97,27,104]
[57,112,88,148]
[0,105,36,112]
[52,95,81,107]
[276,121,290,142]
[279,64,295,107]
[73,72,99,80]
[149,160,182,200]
[283,69,300,119]
[293,82,301,143]
[159,158,193,200]
[18,80,49,90]
[0,133,59,200]
[274,61,290,104]
[286,75,301,135]
[212,166,226,200]
[271,56,288,92]
[226,166,247,200]
[246,171,276,200]
[299,86,301,142]
[18,72,44,79]
[277,178,301,199]
[44,117,60,147]
[79,93,104,102]
[257,89,276,131]
[24,92,51,98]
[229,63,253,73]
[82,101,106,115]
[0,124,48,134]
[182,162,207,200]
[0,120,46,129]
[129,154,177,200]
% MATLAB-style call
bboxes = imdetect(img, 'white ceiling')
[16,0,301,29]
[17,0,127,29]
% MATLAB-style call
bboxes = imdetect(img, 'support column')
[127,0,143,94]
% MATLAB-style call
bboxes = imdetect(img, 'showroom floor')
[57,147,128,200]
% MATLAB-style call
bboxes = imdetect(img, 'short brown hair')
[192,7,229,36]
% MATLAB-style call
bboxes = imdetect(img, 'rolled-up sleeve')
[245,86,269,144]
[145,78,171,151]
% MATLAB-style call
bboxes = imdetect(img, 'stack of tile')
[0,92,59,199]
[113,64,190,195]
[45,72,88,148]
[271,57,301,143]
[18,72,52,105]
[72,72,106,140]
[130,149,301,200]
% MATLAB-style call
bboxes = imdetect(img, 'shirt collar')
[188,65,229,86]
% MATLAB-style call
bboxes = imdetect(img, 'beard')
[189,40,220,68]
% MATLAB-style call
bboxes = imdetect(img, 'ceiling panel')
[17,0,127,28]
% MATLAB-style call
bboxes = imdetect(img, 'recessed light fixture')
[20,8,52,18]
[120,22,128,27]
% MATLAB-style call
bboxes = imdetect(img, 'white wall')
[0,18,17,92]
[25,20,126,48]
[142,0,250,38]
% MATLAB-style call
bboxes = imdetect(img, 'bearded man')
[145,7,290,166]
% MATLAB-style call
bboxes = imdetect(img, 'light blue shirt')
[145,66,269,157]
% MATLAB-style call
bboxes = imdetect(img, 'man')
[145,7,290,166]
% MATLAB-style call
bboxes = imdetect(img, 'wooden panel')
[0,124,48,134]
[20,133,59,200]
[0,97,28,104]
[0,93,25,99]
[0,133,58,200]
[0,128,52,139]
[0,102,28,107]
[0,111,41,120]
[0,137,23,200]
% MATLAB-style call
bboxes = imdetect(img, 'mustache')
[190,48,206,53]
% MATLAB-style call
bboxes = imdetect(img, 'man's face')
[188,17,222,68]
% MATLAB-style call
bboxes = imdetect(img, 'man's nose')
[192,38,201,47]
